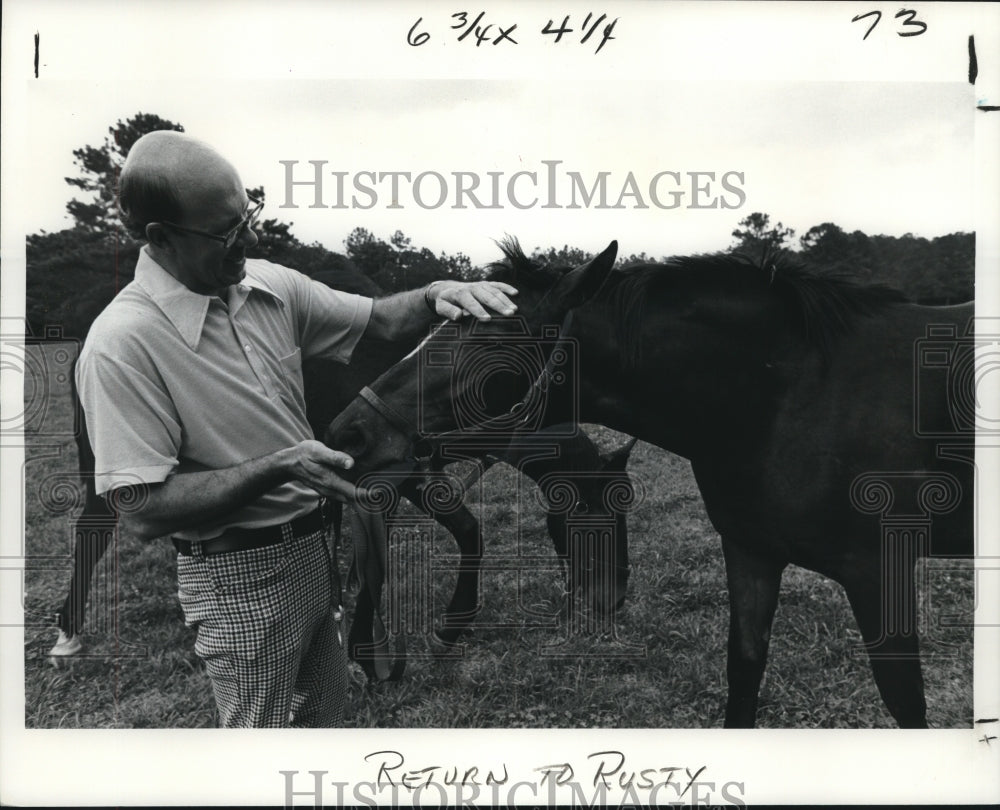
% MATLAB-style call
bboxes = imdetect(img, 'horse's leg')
[348,587,377,682]
[603,442,635,611]
[397,475,483,645]
[430,505,484,645]
[841,565,927,728]
[516,439,591,602]
[347,471,481,674]
[612,512,630,610]
[55,482,115,636]
[545,511,569,575]
[721,537,785,728]
[51,410,116,659]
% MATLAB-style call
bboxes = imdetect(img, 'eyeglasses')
[161,194,264,249]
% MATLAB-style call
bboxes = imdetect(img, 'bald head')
[119,131,244,240]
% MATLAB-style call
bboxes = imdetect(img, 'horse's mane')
[486,238,907,367]
[485,236,566,288]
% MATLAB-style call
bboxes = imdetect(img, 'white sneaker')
[48,630,83,667]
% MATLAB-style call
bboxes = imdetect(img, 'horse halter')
[357,309,576,473]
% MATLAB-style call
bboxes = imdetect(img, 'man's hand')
[115,440,368,541]
[426,280,518,321]
[365,280,519,343]
[283,440,366,503]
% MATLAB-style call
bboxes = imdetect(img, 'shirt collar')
[133,248,284,351]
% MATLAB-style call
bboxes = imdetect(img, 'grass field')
[21,344,973,729]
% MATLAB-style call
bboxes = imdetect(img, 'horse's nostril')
[336,426,368,457]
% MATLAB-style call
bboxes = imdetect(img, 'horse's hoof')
[48,630,83,668]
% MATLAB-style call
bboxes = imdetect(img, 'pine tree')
[731,212,795,254]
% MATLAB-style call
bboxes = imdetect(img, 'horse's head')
[327,238,621,616]
[326,239,617,474]
[535,435,639,616]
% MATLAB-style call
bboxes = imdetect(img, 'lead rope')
[309,497,350,725]
[322,498,346,648]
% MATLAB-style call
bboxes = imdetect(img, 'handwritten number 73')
[852,9,927,40]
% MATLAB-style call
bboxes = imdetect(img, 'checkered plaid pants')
[176,523,346,728]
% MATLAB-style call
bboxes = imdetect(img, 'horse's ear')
[555,240,617,310]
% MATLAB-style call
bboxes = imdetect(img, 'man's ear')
[145,222,171,250]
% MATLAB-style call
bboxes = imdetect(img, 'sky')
[24,79,973,264]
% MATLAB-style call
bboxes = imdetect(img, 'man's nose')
[239,225,259,248]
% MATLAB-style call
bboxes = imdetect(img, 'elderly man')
[76,131,517,727]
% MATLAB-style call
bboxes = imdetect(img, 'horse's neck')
[575,298,800,458]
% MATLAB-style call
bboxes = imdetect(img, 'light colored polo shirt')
[76,248,374,540]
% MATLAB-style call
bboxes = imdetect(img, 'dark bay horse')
[50,264,632,672]
[325,238,975,727]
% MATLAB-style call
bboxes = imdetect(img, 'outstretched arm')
[364,280,518,344]
[116,440,359,541]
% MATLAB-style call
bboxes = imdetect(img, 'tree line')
[25,114,974,340]
[730,212,973,305]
